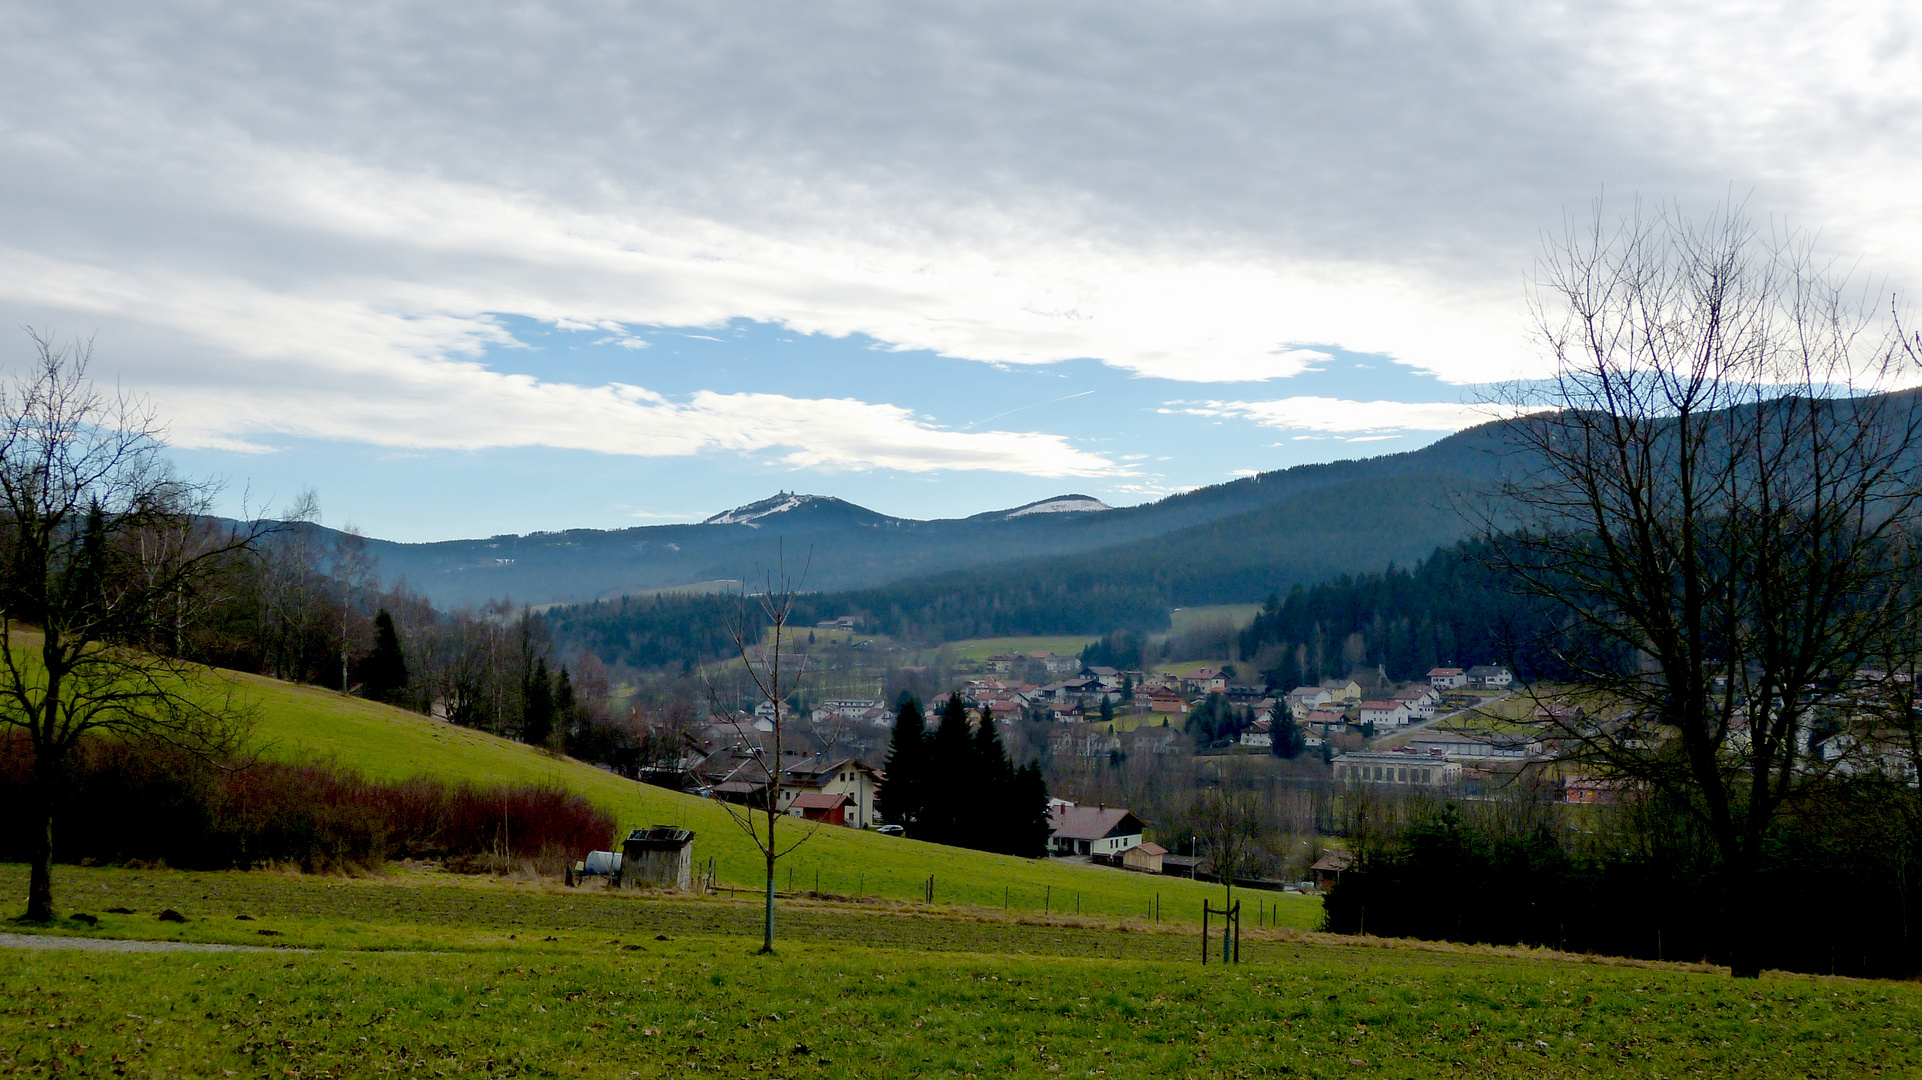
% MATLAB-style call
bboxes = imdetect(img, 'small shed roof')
[790,792,850,810]
[1130,841,1168,857]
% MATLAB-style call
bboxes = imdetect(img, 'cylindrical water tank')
[583,850,623,877]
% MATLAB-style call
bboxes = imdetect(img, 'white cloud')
[1174,397,1531,435]
[0,0,1918,469]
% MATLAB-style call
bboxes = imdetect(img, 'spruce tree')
[971,705,1015,853]
[361,608,409,704]
[1011,762,1052,857]
[877,695,926,830]
[522,657,555,746]
[923,694,973,845]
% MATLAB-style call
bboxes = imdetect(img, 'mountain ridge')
[301,418,1524,609]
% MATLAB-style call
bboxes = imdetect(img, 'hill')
[316,419,1522,609]
[550,472,1483,666]
[236,666,1305,925]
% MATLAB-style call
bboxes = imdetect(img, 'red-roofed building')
[788,791,851,826]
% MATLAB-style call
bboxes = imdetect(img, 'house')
[986,652,1022,674]
[1393,686,1438,720]
[1304,707,1346,729]
[778,756,881,828]
[1563,777,1619,805]
[1308,850,1352,892]
[1145,688,1190,714]
[788,791,852,826]
[1239,718,1273,749]
[1332,751,1463,786]
[814,615,862,631]
[1466,664,1513,689]
[1035,652,1081,676]
[1121,841,1167,874]
[1428,667,1467,690]
[1188,668,1229,693]
[1320,678,1364,702]
[1047,804,1145,859]
[1124,725,1183,755]
[1359,700,1411,729]
[1287,686,1332,718]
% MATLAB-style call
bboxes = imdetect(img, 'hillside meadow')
[237,669,1307,927]
[2,865,1916,1079]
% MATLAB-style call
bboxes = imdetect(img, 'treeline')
[876,696,1050,856]
[161,509,672,779]
[1325,789,1922,979]
[0,734,614,873]
[1239,539,1580,688]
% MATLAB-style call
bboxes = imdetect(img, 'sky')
[3,2,1919,541]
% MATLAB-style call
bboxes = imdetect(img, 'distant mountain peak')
[703,492,891,528]
[996,494,1113,520]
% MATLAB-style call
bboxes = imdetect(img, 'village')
[660,628,1585,890]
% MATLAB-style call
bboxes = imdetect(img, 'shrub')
[0,732,615,872]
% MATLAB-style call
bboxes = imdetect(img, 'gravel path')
[0,932,309,954]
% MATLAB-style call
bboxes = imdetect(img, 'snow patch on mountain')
[704,493,816,526]
[1003,495,1113,519]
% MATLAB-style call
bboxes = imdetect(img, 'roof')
[1466,665,1510,676]
[1428,667,1464,676]
[1310,851,1353,872]
[1128,842,1168,857]
[1047,805,1144,841]
[1358,700,1403,711]
[782,756,859,779]
[790,792,850,810]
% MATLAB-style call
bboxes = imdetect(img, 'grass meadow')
[235,669,1303,928]
[3,865,1917,1079]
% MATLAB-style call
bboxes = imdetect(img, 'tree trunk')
[24,785,54,922]
[1722,862,1762,979]
[760,806,776,954]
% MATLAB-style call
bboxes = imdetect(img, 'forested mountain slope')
[346,419,1523,609]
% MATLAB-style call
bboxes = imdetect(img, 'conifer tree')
[876,695,926,830]
[970,705,1014,852]
[522,657,555,746]
[922,694,974,844]
[361,608,409,705]
[1011,762,1052,857]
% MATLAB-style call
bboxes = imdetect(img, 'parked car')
[874,824,905,836]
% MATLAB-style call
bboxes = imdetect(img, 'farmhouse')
[1466,664,1514,689]
[1145,688,1189,714]
[1394,685,1439,719]
[778,756,881,828]
[1359,699,1411,729]
[1428,667,1467,690]
[1048,804,1146,859]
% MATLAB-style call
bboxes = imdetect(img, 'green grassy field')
[234,669,1306,928]
[2,865,1915,1079]
[1169,604,1263,637]
[943,635,1101,662]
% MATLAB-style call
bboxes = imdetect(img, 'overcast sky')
[3,2,1918,540]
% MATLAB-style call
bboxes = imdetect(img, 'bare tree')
[703,553,818,954]
[0,333,261,920]
[1193,786,1262,911]
[1483,201,1922,977]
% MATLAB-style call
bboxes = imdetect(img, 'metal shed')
[618,826,695,890]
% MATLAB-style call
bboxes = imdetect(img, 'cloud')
[1174,397,1529,435]
[0,0,1917,471]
